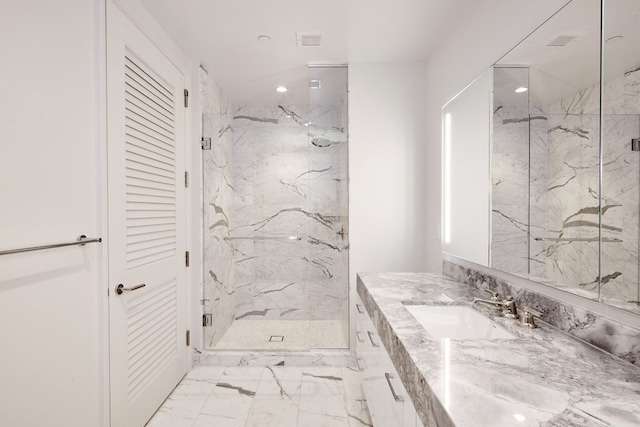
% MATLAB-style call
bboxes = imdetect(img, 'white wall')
[424,0,571,272]
[0,1,104,426]
[349,62,428,279]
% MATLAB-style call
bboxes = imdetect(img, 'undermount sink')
[403,304,516,339]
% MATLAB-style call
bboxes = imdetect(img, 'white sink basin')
[404,304,516,339]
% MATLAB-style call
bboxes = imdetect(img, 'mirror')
[442,70,492,266]
[445,0,640,315]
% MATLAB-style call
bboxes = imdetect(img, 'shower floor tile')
[211,320,348,350]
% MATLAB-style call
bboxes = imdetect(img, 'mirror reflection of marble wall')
[487,0,640,314]
[490,67,530,276]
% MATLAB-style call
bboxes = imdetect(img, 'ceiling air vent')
[297,32,324,47]
[546,34,579,47]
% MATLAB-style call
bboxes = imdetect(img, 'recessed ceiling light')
[276,86,287,93]
[257,35,271,43]
[515,87,528,93]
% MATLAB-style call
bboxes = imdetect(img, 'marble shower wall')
[539,67,640,306]
[491,66,640,308]
[231,104,348,322]
[491,104,530,275]
[201,68,236,347]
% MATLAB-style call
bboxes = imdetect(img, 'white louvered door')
[107,3,187,426]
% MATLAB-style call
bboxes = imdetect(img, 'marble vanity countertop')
[357,273,640,427]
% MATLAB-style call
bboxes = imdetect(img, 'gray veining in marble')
[230,104,348,322]
[148,365,371,426]
[201,67,236,348]
[202,67,350,349]
[444,260,640,366]
[491,103,530,275]
[490,65,640,312]
[357,272,640,427]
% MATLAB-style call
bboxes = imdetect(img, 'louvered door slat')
[125,100,175,134]
[126,211,175,219]
[125,61,173,107]
[126,177,174,193]
[126,129,174,154]
[128,308,175,347]
[125,86,175,126]
[125,277,177,401]
[125,176,174,191]
[126,142,174,165]
[127,217,175,228]
[125,116,175,146]
[126,157,174,178]
[126,186,175,200]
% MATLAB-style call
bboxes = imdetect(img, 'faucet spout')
[472,296,518,318]
[472,298,503,307]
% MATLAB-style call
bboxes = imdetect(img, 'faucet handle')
[523,307,543,317]
[519,307,543,328]
[500,296,518,318]
[484,289,501,300]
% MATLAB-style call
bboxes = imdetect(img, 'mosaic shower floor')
[211,320,348,350]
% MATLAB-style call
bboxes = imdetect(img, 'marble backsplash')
[443,259,640,367]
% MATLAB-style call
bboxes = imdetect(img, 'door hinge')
[186,330,191,346]
[203,313,212,326]
[185,251,190,267]
[184,171,189,188]
[184,89,189,108]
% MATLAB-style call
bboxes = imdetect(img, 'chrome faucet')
[472,290,518,318]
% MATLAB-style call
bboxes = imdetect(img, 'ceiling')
[496,0,640,108]
[140,0,474,103]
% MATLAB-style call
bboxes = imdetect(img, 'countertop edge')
[356,274,454,427]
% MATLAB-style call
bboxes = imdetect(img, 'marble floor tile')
[244,399,300,426]
[297,396,350,426]
[345,399,374,427]
[255,366,303,400]
[147,364,372,427]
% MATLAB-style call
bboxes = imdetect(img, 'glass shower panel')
[601,0,640,312]
[307,66,349,346]
[202,66,350,350]
[201,107,234,348]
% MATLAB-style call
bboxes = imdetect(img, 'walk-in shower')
[201,66,349,350]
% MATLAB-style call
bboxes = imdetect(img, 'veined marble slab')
[492,66,640,310]
[444,260,640,364]
[357,272,640,427]
[230,104,348,322]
